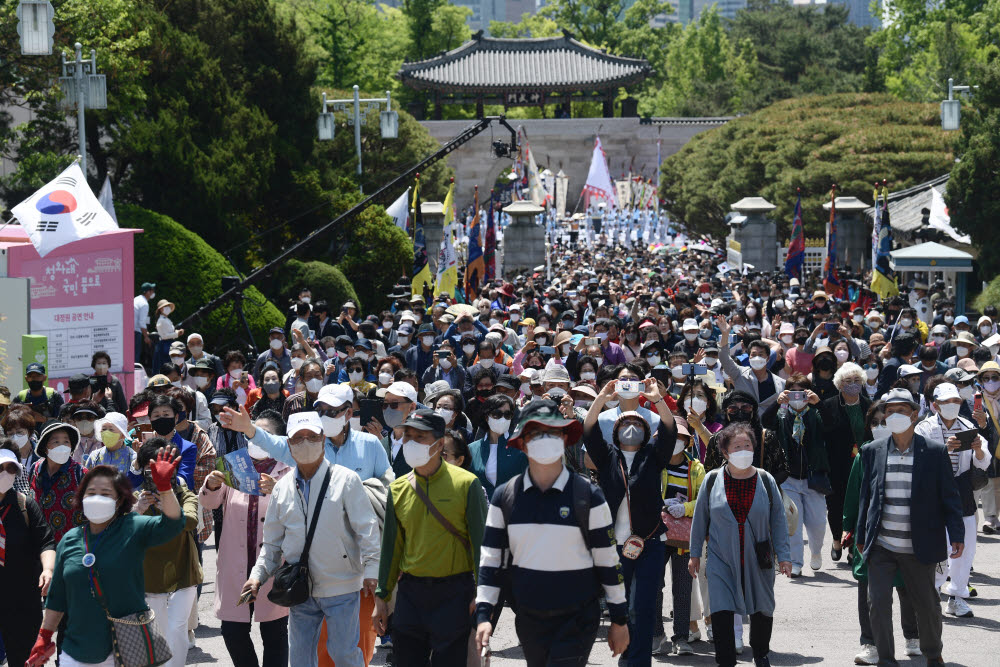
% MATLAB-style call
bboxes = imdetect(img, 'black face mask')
[727,411,753,424]
[151,416,176,436]
[794,337,808,346]
[28,380,44,391]
[815,359,834,372]
[476,388,493,399]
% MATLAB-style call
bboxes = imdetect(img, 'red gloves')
[27,628,55,667]
[149,447,181,492]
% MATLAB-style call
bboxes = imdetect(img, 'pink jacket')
[199,461,291,623]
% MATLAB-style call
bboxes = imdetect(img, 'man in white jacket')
[242,411,380,667]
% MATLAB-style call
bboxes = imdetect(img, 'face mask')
[149,416,175,436]
[287,357,304,372]
[945,315,955,324]
[685,396,708,415]
[526,434,565,464]
[162,306,173,316]
[853,314,864,323]
[789,399,807,411]
[843,381,863,397]
[193,376,209,389]
[170,355,185,366]
[269,338,283,351]
[489,319,499,327]
[699,329,713,340]
[291,438,325,465]
[647,355,661,367]
[480,358,495,369]
[94,363,110,374]
[382,321,394,330]
[488,417,511,434]
[348,371,364,383]
[260,381,279,396]
[746,308,757,318]
[384,406,405,428]
[357,332,367,341]
[300,297,311,304]
[727,450,754,470]
[732,326,745,335]
[12,433,30,449]
[82,495,117,524]
[536,336,548,346]
[595,332,608,341]
[748,356,768,370]
[985,379,1000,394]
[886,413,912,434]
[28,380,44,392]
[247,443,269,460]
[931,335,946,346]
[520,382,531,394]
[463,344,476,356]
[859,365,877,381]
[618,423,645,447]
[402,440,434,468]
[189,345,203,356]
[398,336,410,346]
[350,417,362,431]
[0,471,14,495]
[322,415,346,437]
[47,445,72,465]
[982,325,994,336]
[510,314,520,323]
[305,378,324,394]
[435,408,454,423]
[834,349,850,363]
[870,424,892,440]
[422,336,435,347]
[684,332,698,342]
[936,403,961,421]
[797,317,807,325]
[100,430,122,449]
[579,371,596,382]
[375,372,392,386]
[671,365,685,379]
[704,356,718,367]
[956,347,970,358]
[780,335,793,345]
[959,385,974,401]
[899,318,912,328]
[75,420,95,436]
[441,357,454,371]
[672,439,688,456]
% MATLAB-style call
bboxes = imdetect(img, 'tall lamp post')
[16,0,55,55]
[59,42,107,175]
[317,85,399,193]
[941,77,975,131]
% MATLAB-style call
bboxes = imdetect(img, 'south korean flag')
[11,162,118,257]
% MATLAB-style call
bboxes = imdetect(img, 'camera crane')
[177,115,518,341]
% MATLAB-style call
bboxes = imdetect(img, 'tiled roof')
[398,31,651,93]
[862,174,950,235]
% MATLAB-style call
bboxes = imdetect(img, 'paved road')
[189,523,1000,666]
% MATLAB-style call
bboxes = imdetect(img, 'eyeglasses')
[384,401,410,410]
[981,375,1000,383]
[726,405,754,415]
[288,435,324,446]
[488,410,513,419]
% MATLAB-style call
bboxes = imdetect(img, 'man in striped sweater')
[474,399,630,666]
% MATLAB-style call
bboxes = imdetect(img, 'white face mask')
[383,321,394,329]
[230,369,243,381]
[488,417,511,435]
[76,421,95,435]
[899,318,912,328]
[685,396,708,415]
[748,356,768,370]
[269,338,283,351]
[931,335,946,346]
[82,495,117,524]
[983,325,994,336]
[870,424,892,440]
[398,335,410,346]
[480,358,495,369]
[0,471,14,495]
[422,336,435,347]
[704,356,718,367]
[291,438,325,465]
[305,378,324,394]
[94,363,110,374]
[673,439,688,456]
[379,372,393,386]
[957,347,970,358]
[580,371,596,381]
[322,414,346,437]
[170,355,185,366]
[162,306,173,316]
[290,357,305,370]
[247,443,269,460]
[301,296,311,304]
[402,440,435,468]
[853,314,864,323]
[937,403,961,421]
[595,332,608,341]
[700,329,712,339]
[440,358,452,370]
[835,349,850,363]
[865,367,879,380]
[959,385,975,401]
[435,408,454,423]
[12,433,29,449]
[194,376,209,389]
[780,335,793,345]
[520,383,531,395]
[348,371,364,383]
[671,365,685,379]
[47,445,72,465]
[746,308,757,318]
[526,434,565,464]
[944,315,955,324]
[510,314,520,323]
[350,417,362,431]
[647,355,661,367]
[727,450,754,470]
[684,332,698,342]
[463,344,476,356]
[885,413,913,434]
[188,345,203,356]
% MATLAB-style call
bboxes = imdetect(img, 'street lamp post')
[317,85,399,193]
[16,0,55,55]
[59,42,107,175]
[941,77,975,131]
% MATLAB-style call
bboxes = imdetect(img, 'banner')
[386,187,410,232]
[465,188,485,299]
[871,187,899,298]
[484,190,496,282]
[823,188,842,297]
[582,137,618,210]
[784,192,804,279]
[411,179,432,298]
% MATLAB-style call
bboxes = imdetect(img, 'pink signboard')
[1,226,141,397]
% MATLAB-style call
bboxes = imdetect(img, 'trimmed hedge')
[118,204,285,349]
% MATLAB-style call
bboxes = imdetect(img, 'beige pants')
[978,478,1000,523]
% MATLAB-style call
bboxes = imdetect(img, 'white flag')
[929,187,970,244]
[386,188,410,232]
[12,162,118,257]
[582,137,618,210]
[98,175,118,224]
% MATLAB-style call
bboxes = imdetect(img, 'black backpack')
[499,471,593,550]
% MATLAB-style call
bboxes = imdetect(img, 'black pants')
[515,599,601,667]
[711,610,772,667]
[393,573,475,667]
[220,617,288,667]
[827,486,846,543]
[0,600,42,667]
[858,580,918,646]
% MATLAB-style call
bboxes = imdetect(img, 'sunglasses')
[726,405,754,414]
[489,410,513,419]
[384,401,410,410]
[317,405,351,418]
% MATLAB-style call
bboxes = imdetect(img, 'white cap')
[682,318,699,331]
[400,311,417,323]
[186,333,204,344]
[779,322,795,335]
[287,412,323,436]
[386,381,418,403]
[0,449,22,471]
[933,383,961,402]
[314,384,353,408]
[96,412,129,438]
[509,303,521,311]
[898,364,921,378]
[867,311,883,323]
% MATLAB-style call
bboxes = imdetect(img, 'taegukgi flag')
[12,162,118,257]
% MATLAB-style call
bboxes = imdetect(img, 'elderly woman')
[689,422,792,667]
[468,394,525,499]
[427,387,473,441]
[85,412,136,474]
[2,405,39,493]
[31,421,88,544]
[818,362,870,562]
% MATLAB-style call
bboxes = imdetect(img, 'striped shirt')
[877,440,914,554]
[475,466,628,625]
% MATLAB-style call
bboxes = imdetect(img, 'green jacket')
[843,453,903,586]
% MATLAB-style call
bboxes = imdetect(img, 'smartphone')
[824,322,838,332]
[681,363,708,376]
[584,337,600,346]
[974,391,983,413]
[308,329,316,340]
[237,588,255,606]
[436,350,451,359]
[539,346,556,356]
[360,398,386,431]
[617,379,642,395]
[954,429,978,451]
[787,390,806,402]
[651,367,671,385]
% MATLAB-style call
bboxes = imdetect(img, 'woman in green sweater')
[27,448,184,667]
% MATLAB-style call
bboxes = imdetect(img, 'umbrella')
[446,303,478,319]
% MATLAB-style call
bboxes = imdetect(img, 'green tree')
[272,259,361,313]
[659,93,955,239]
[489,12,562,38]
[400,0,444,60]
[947,56,1000,275]
[337,207,413,312]
[536,0,627,50]
[315,0,410,92]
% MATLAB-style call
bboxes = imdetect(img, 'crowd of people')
[0,233,997,667]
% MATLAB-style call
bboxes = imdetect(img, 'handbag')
[268,467,332,607]
[781,490,799,537]
[618,459,658,559]
[971,466,989,492]
[88,552,171,667]
[660,459,695,549]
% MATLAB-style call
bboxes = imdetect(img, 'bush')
[337,207,413,314]
[118,204,285,351]
[659,93,956,239]
[271,259,361,314]
[974,275,1000,314]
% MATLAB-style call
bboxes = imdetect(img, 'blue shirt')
[251,427,390,481]
[127,431,197,490]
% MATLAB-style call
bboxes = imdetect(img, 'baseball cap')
[402,409,445,439]
[67,373,92,393]
[169,341,186,353]
[883,388,919,409]
[26,362,45,375]
[944,367,975,384]
[954,315,970,326]
[141,282,156,292]
[897,364,921,379]
[386,381,418,403]
[932,383,960,402]
[682,318,699,331]
[287,412,323,436]
[187,333,204,344]
[314,384,353,409]
[268,327,285,336]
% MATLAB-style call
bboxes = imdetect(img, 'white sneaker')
[810,551,822,570]
[688,629,702,642]
[652,637,670,655]
[735,636,744,654]
[905,638,920,656]
[791,564,802,577]
[706,624,714,642]
[854,644,879,665]
[187,629,196,649]
[946,596,974,618]
[673,639,694,656]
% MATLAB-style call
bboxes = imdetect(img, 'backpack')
[499,471,592,550]
[701,468,773,534]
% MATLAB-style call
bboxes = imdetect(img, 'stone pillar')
[823,196,871,273]
[728,197,777,271]
[420,202,445,275]
[502,200,546,277]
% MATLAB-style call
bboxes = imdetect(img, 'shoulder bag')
[268,466,332,607]
[408,472,470,551]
